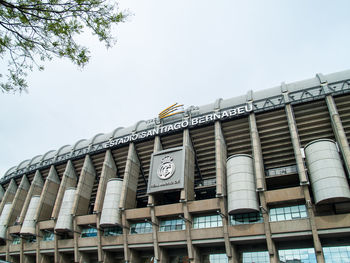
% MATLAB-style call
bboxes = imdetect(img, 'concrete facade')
[0,70,350,262]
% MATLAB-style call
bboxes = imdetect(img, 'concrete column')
[36,224,41,263]
[326,95,350,177]
[0,179,18,215]
[218,198,238,263]
[0,186,5,202]
[121,211,131,262]
[8,176,30,226]
[183,203,199,263]
[285,104,324,263]
[94,150,117,213]
[73,218,80,263]
[54,232,59,263]
[148,136,163,206]
[148,136,164,262]
[96,216,103,263]
[215,121,238,262]
[72,155,96,216]
[35,166,60,222]
[20,236,24,263]
[248,113,278,263]
[285,104,309,184]
[215,121,227,197]
[181,129,195,202]
[51,161,77,220]
[119,143,140,210]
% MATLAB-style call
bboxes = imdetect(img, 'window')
[203,253,228,263]
[159,218,185,232]
[242,251,269,263]
[278,248,316,263]
[81,227,97,238]
[103,226,123,236]
[130,222,152,234]
[230,212,263,225]
[193,214,222,229]
[323,246,350,263]
[43,231,54,241]
[26,235,36,243]
[270,204,307,222]
[12,236,20,245]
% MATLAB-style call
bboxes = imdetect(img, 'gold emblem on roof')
[159,103,184,119]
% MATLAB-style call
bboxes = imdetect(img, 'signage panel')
[147,147,185,194]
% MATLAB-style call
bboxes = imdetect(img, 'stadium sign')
[104,103,252,148]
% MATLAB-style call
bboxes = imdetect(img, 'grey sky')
[1,0,350,176]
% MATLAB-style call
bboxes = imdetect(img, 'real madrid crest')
[157,156,176,180]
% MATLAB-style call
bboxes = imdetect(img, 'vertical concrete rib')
[8,175,30,226]
[72,155,96,216]
[0,186,5,202]
[94,150,117,213]
[215,121,227,197]
[35,166,60,221]
[51,160,77,220]
[149,136,162,262]
[182,129,198,263]
[326,95,350,177]
[119,143,140,210]
[285,103,325,262]
[181,129,195,202]
[119,143,140,262]
[0,179,17,215]
[285,104,309,184]
[17,171,43,225]
[215,121,238,262]
[94,150,117,263]
[248,112,278,263]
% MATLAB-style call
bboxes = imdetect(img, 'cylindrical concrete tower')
[55,188,76,232]
[227,154,259,214]
[100,178,123,228]
[21,195,41,235]
[305,139,350,204]
[0,203,12,240]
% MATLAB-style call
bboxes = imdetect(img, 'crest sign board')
[147,147,185,194]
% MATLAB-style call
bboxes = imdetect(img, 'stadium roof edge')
[2,69,350,182]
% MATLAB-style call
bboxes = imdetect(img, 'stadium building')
[0,70,350,263]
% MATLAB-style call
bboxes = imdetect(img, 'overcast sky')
[1,0,350,176]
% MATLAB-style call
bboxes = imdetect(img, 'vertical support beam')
[215,121,227,197]
[248,113,278,263]
[51,161,77,220]
[215,121,238,263]
[0,185,5,202]
[35,166,60,222]
[73,218,79,263]
[147,136,163,207]
[94,150,117,213]
[20,236,24,263]
[285,103,325,263]
[181,129,195,202]
[119,143,140,210]
[54,232,59,263]
[149,136,164,262]
[72,155,96,216]
[96,216,103,263]
[326,95,350,177]
[0,179,18,215]
[8,176,30,226]
[36,224,41,263]
[121,211,131,263]
[93,150,117,263]
[119,143,140,262]
[182,129,198,262]
[285,104,309,184]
